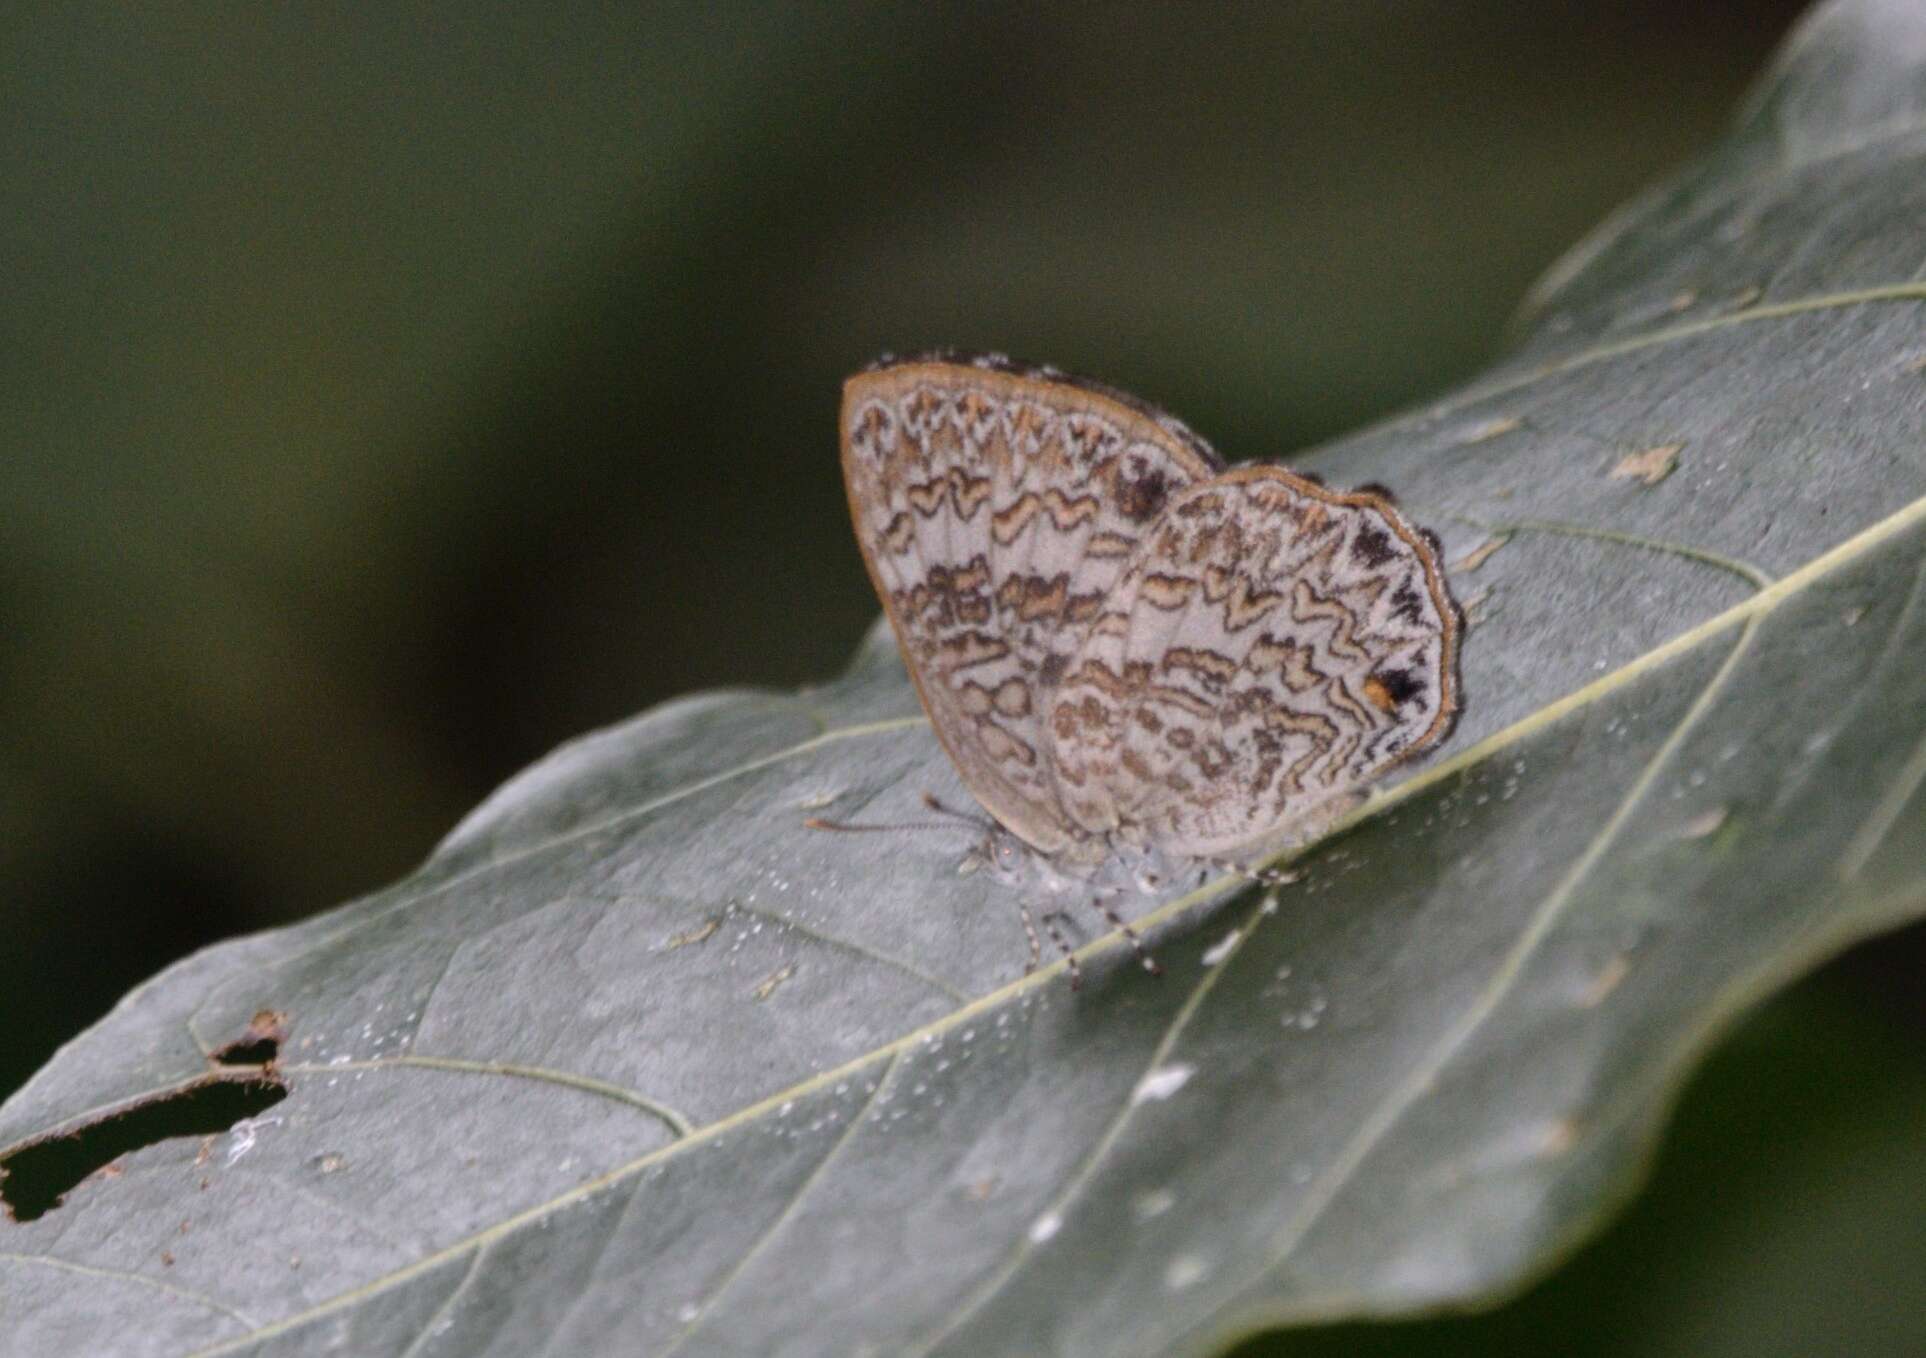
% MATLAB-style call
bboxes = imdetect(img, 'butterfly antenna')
[919,793,998,832]
[804,793,1001,839]
[802,816,964,836]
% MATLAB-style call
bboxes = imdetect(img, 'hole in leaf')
[210,1036,280,1066]
[0,1075,288,1223]
[209,1009,287,1067]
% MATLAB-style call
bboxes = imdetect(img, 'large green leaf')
[4,1,1924,1353]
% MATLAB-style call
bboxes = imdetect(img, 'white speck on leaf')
[1165,1255,1208,1290]
[1201,931,1240,966]
[1132,1064,1196,1105]
[1134,1188,1176,1220]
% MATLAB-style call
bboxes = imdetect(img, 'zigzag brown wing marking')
[840,354,1221,853]
[1047,466,1462,858]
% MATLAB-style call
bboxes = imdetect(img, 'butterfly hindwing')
[1046,467,1462,857]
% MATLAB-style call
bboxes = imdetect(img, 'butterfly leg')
[1017,899,1044,975]
[1039,911,1083,991]
[1203,856,1302,890]
[1083,893,1163,977]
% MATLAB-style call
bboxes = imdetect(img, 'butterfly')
[836,351,1462,978]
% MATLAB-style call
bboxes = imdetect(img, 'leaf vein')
[280,1056,696,1140]
[1393,283,1926,431]
[190,716,931,1039]
[396,1244,485,1358]
[904,889,1280,1358]
[1837,551,1926,880]
[1489,517,1774,591]
[654,1051,904,1356]
[0,1250,257,1331]
[730,902,970,1003]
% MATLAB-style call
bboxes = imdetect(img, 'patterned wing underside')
[841,359,1221,853]
[1047,469,1461,858]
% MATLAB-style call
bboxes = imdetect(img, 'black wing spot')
[1350,524,1395,568]
[1353,481,1398,504]
[1116,464,1172,522]
[1371,666,1425,707]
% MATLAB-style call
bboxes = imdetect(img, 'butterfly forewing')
[841,356,1221,852]
[1047,467,1461,858]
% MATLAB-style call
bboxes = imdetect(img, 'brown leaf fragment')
[1451,535,1510,573]
[210,1009,290,1066]
[1679,805,1729,840]
[1578,954,1631,1007]
[660,918,720,952]
[1538,1118,1580,1154]
[1459,416,1521,445]
[1609,443,1682,486]
[752,963,796,1001]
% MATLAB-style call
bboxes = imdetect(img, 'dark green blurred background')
[5,4,1920,1351]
